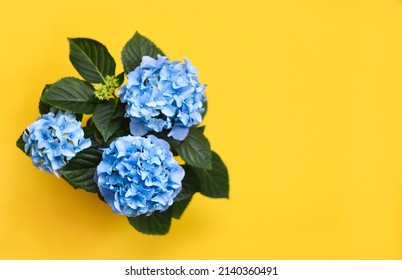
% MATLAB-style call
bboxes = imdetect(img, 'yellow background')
[1,0,402,259]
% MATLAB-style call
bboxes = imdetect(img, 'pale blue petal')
[129,118,149,136]
[168,125,189,141]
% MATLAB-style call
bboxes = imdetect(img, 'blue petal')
[171,164,185,184]
[99,185,117,207]
[129,118,149,136]
[168,125,189,141]
[78,138,91,150]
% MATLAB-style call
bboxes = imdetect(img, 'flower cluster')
[95,135,184,217]
[93,75,120,101]
[118,55,206,141]
[23,110,91,177]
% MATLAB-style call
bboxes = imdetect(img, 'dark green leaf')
[201,100,208,119]
[83,125,105,146]
[197,126,205,134]
[121,31,165,74]
[68,38,116,83]
[16,131,27,155]
[193,151,229,198]
[127,209,172,235]
[104,118,130,145]
[60,147,103,192]
[39,84,83,120]
[92,100,125,142]
[176,126,212,169]
[39,84,52,115]
[116,72,125,86]
[83,125,96,140]
[174,165,199,201]
[41,77,98,114]
[172,196,192,219]
[86,117,94,126]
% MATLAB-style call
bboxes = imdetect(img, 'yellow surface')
[1,0,402,259]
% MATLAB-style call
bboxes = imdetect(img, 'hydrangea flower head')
[118,55,206,141]
[23,110,91,177]
[95,135,184,217]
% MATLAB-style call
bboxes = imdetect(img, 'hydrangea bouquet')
[16,32,229,235]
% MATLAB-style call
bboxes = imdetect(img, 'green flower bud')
[93,75,120,101]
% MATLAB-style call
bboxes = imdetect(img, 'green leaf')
[175,126,212,169]
[39,84,83,120]
[197,125,206,134]
[86,115,130,148]
[68,38,116,83]
[116,71,125,86]
[83,125,105,146]
[86,117,94,126]
[192,151,229,198]
[127,209,172,235]
[121,32,165,74]
[172,196,192,219]
[201,100,208,119]
[41,77,98,114]
[16,131,27,155]
[174,165,199,201]
[60,147,103,192]
[92,100,125,142]
[104,118,130,145]
[39,84,52,115]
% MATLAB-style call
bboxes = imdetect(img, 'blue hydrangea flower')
[118,55,206,141]
[95,135,185,217]
[23,110,91,177]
